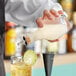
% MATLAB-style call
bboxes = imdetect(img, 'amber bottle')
[67,0,76,53]
[67,12,76,53]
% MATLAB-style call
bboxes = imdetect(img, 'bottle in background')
[25,27,38,51]
[58,0,73,20]
[23,27,42,57]
[67,0,76,53]
[58,34,67,54]
[72,0,76,12]
[34,40,42,56]
[5,22,25,59]
[5,22,16,59]
[15,25,24,56]
[67,12,76,53]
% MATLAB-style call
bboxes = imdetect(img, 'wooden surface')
[4,53,76,73]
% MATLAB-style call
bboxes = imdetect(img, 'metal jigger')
[43,53,54,76]
[42,40,58,76]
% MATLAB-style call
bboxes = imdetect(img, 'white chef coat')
[5,0,62,27]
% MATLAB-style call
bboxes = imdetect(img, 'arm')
[5,0,47,26]
[5,0,64,27]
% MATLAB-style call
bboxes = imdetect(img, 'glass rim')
[11,55,23,64]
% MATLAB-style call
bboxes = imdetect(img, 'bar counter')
[4,53,76,73]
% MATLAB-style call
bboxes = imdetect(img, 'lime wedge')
[23,50,38,65]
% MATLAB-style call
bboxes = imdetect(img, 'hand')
[36,9,64,28]
[36,9,64,42]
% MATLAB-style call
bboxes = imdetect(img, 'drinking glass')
[10,56,31,76]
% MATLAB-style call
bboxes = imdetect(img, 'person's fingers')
[58,10,64,15]
[36,17,43,28]
[50,9,59,17]
[43,10,53,20]
[43,10,48,19]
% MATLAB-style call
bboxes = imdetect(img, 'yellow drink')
[10,50,37,76]
[10,56,32,76]
[11,62,31,76]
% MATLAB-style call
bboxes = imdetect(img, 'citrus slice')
[23,50,38,65]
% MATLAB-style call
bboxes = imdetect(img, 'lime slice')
[23,50,38,65]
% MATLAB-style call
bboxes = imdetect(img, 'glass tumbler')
[10,56,31,76]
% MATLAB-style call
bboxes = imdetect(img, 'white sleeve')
[5,0,66,27]
[5,0,47,27]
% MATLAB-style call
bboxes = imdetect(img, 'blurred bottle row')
[4,0,76,59]
[58,0,76,53]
